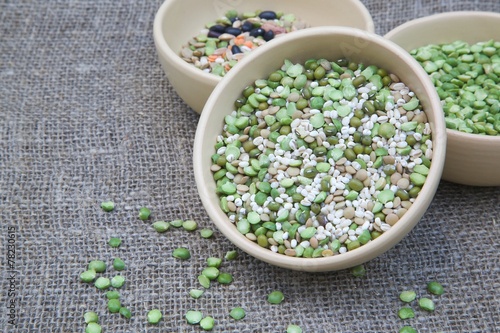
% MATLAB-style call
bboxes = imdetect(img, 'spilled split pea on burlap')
[194,27,447,272]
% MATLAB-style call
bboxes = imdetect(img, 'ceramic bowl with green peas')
[194,27,447,272]
[386,11,500,186]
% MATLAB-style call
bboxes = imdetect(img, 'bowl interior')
[194,27,446,271]
[385,11,500,186]
[153,0,374,113]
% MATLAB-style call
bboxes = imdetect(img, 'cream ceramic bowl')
[153,0,374,114]
[193,27,447,272]
[385,11,500,187]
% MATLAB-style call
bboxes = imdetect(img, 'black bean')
[231,45,242,54]
[241,21,254,32]
[207,30,222,38]
[209,24,226,33]
[249,28,264,37]
[259,11,277,20]
[263,30,275,41]
[225,27,242,36]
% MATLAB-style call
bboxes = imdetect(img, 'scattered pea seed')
[111,275,125,288]
[399,290,417,303]
[172,247,191,260]
[152,221,170,233]
[229,307,246,320]
[287,324,303,333]
[113,257,125,271]
[399,326,418,333]
[427,281,444,295]
[108,237,122,248]
[85,322,102,333]
[202,267,220,280]
[83,311,99,324]
[100,201,115,212]
[225,250,238,260]
[80,269,97,283]
[138,207,151,220]
[119,307,132,319]
[206,257,222,268]
[398,307,415,320]
[267,290,284,304]
[199,228,214,238]
[350,264,366,277]
[106,290,120,299]
[108,299,121,313]
[147,309,162,324]
[185,310,203,325]
[217,272,233,285]
[198,274,211,289]
[94,277,111,290]
[168,219,183,227]
[182,219,198,231]
[418,297,435,311]
[200,316,215,331]
[189,289,204,299]
[88,260,106,273]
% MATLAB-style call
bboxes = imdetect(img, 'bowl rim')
[385,10,500,143]
[194,26,447,271]
[153,0,375,86]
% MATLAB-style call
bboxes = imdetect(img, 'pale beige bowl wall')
[385,11,500,186]
[153,0,374,114]
[193,27,447,272]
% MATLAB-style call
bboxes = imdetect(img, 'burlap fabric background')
[1,1,499,332]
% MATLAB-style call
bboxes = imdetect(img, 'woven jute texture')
[1,0,499,332]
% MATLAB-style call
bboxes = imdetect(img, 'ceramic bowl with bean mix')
[180,10,307,77]
[210,58,433,258]
[411,39,500,135]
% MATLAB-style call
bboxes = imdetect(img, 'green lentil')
[287,324,303,333]
[108,237,121,248]
[100,201,115,212]
[189,289,204,299]
[138,207,151,220]
[147,309,162,324]
[182,219,198,231]
[172,247,191,260]
[88,260,106,273]
[350,264,366,277]
[419,297,435,311]
[111,275,125,288]
[399,290,417,303]
[80,269,97,283]
[108,299,121,313]
[106,290,120,299]
[94,277,111,290]
[267,290,285,304]
[113,257,125,271]
[152,221,170,233]
[119,307,132,319]
[229,307,246,320]
[427,281,445,295]
[85,322,102,333]
[200,316,215,331]
[398,307,415,320]
[199,228,214,238]
[185,310,203,325]
[217,272,233,284]
[83,311,99,324]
